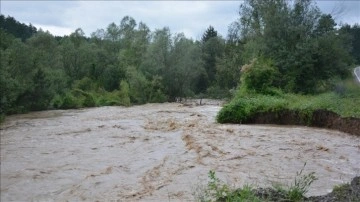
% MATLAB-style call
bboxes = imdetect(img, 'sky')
[1,1,359,40]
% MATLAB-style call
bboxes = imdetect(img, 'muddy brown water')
[1,101,359,201]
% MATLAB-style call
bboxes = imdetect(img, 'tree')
[234,0,352,93]
[340,24,360,64]
[102,64,125,91]
[29,68,53,110]
[126,66,149,104]
[118,19,150,68]
[215,41,243,90]
[241,57,279,94]
[119,16,137,43]
[0,14,37,41]
[140,27,171,77]
[167,34,203,100]
[70,28,86,48]
[202,26,218,43]
[105,22,120,42]
[0,51,21,114]
[201,26,224,91]
[314,14,336,36]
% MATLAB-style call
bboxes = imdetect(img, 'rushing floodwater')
[1,101,359,201]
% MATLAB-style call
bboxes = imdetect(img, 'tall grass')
[217,80,360,124]
[196,165,317,202]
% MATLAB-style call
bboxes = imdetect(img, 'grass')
[217,82,360,124]
[197,164,318,202]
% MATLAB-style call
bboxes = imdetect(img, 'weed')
[270,162,317,201]
[206,170,231,201]
[199,164,317,202]
[291,162,318,198]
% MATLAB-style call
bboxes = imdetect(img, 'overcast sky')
[1,1,359,40]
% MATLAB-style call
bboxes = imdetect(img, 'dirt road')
[1,102,359,201]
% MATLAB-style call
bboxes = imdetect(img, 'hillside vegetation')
[215,0,360,135]
[1,0,360,123]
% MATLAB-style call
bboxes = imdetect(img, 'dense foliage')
[232,0,357,94]
[217,0,359,125]
[0,15,37,41]
[0,15,235,117]
[1,0,359,119]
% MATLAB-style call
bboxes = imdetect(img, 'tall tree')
[340,24,360,64]
[140,27,172,78]
[235,0,352,93]
[201,26,224,91]
[201,26,218,43]
[0,14,37,41]
[167,34,202,99]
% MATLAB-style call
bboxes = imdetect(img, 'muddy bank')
[1,103,359,201]
[245,109,360,136]
[241,176,360,202]
[307,176,360,201]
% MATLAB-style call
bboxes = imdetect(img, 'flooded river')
[1,101,359,201]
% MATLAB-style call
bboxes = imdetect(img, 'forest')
[1,0,360,120]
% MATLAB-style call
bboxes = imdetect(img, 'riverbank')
[217,92,360,136]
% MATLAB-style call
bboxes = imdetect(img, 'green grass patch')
[217,88,360,124]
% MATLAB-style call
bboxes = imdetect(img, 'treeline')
[0,0,360,117]
[0,15,233,116]
[0,15,37,41]
[231,0,360,95]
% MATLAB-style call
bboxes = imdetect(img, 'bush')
[72,77,96,91]
[83,92,96,107]
[240,57,279,94]
[149,89,167,103]
[217,94,288,123]
[51,94,63,109]
[60,93,80,109]
[97,90,122,106]
[118,80,131,106]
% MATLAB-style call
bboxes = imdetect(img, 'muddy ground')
[1,101,359,201]
[246,109,360,136]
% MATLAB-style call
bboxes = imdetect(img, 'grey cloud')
[0,1,358,38]
[1,1,79,27]
[316,1,360,25]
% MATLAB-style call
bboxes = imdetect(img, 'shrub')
[51,94,63,109]
[72,77,96,91]
[217,94,288,123]
[118,80,131,106]
[149,89,167,103]
[240,57,279,94]
[60,93,80,109]
[82,92,96,107]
